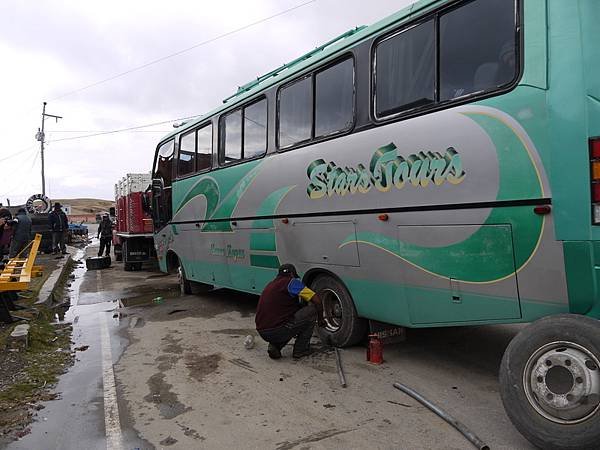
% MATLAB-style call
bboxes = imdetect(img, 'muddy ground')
[4,236,537,449]
[115,284,534,449]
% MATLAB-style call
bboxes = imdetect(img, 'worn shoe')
[267,343,282,360]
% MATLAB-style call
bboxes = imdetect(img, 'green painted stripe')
[250,254,280,269]
[249,233,276,252]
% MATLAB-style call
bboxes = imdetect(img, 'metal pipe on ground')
[334,347,347,388]
[393,382,489,450]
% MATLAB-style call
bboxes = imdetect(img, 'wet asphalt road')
[4,236,536,450]
[6,240,159,450]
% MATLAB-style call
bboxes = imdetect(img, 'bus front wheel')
[311,274,367,347]
[178,262,193,295]
[499,314,600,450]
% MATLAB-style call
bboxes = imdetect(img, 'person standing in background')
[97,213,113,257]
[48,202,68,255]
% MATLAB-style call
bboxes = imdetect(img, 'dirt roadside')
[115,288,535,450]
[0,252,78,444]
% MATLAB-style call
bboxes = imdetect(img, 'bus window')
[375,19,435,117]
[223,109,242,163]
[196,123,212,172]
[278,76,312,148]
[440,0,517,100]
[315,58,354,138]
[244,98,267,159]
[154,140,174,187]
[177,130,196,177]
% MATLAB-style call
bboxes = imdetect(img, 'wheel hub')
[525,342,600,424]
[321,288,343,332]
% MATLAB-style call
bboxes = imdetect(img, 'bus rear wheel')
[311,274,366,347]
[499,314,600,450]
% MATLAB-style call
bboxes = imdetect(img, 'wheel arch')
[303,267,344,290]
[165,250,180,274]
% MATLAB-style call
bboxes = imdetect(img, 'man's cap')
[53,202,62,208]
[278,263,298,277]
[103,213,109,217]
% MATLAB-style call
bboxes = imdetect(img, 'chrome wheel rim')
[320,288,343,332]
[523,341,600,424]
[177,266,185,292]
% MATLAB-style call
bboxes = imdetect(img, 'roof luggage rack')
[223,25,366,103]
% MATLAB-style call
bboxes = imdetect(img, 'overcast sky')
[0,0,412,205]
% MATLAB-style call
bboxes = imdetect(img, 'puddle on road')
[144,373,191,419]
[184,353,222,382]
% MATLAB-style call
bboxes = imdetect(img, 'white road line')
[100,312,123,450]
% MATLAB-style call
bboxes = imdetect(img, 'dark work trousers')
[0,293,13,323]
[8,238,28,258]
[98,237,111,257]
[52,231,67,254]
[258,303,317,354]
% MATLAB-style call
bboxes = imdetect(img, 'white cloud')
[0,0,411,205]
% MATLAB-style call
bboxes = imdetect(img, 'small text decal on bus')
[306,143,466,199]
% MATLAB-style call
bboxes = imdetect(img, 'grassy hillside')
[54,198,114,215]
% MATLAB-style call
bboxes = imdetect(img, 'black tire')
[86,255,111,270]
[311,274,367,347]
[499,314,600,450]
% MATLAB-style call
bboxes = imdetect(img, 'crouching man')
[255,264,324,360]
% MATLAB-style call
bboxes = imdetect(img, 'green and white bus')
[151,0,600,447]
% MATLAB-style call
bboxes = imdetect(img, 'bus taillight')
[590,137,600,224]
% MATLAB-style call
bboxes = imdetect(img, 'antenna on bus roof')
[222,25,367,104]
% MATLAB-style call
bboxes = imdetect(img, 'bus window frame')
[276,53,356,153]
[218,95,268,168]
[372,0,522,124]
[176,129,197,178]
[195,122,214,175]
[174,122,213,181]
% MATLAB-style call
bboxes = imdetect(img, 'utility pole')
[35,102,62,197]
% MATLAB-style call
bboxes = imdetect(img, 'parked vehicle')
[150,1,600,449]
[113,173,155,271]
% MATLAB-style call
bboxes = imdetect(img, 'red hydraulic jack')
[366,334,384,364]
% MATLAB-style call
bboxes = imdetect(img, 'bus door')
[151,139,175,231]
[397,224,522,324]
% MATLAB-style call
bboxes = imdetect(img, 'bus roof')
[158,0,438,143]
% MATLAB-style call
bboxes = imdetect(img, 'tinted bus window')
[376,19,435,117]
[315,59,354,137]
[279,77,311,148]
[440,0,517,100]
[244,99,267,159]
[196,124,212,172]
[223,109,242,163]
[178,131,196,176]
[155,140,174,186]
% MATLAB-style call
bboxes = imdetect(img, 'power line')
[49,0,317,102]
[0,146,36,163]
[47,130,171,133]
[46,114,203,143]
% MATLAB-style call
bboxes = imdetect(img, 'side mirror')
[142,192,152,213]
[152,179,163,196]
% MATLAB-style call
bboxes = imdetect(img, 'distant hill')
[54,198,114,215]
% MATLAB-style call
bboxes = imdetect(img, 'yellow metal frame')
[0,234,43,292]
